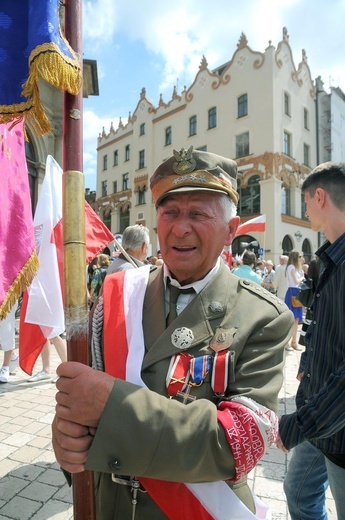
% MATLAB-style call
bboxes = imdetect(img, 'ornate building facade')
[95,27,341,263]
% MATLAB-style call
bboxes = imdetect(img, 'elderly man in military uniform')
[52,147,293,519]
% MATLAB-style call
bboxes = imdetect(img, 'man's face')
[304,190,322,231]
[157,192,239,284]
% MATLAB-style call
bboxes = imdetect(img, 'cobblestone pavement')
[0,330,337,519]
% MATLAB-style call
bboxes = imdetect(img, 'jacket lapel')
[142,263,237,369]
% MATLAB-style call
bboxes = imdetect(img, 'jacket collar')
[142,262,237,369]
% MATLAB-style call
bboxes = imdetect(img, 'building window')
[140,123,145,136]
[208,107,217,129]
[113,150,118,166]
[125,144,130,161]
[303,143,310,166]
[238,94,248,118]
[120,207,130,233]
[284,92,291,116]
[284,131,292,156]
[138,189,146,205]
[165,126,172,146]
[238,175,260,216]
[236,132,249,158]
[113,181,117,194]
[102,180,107,197]
[103,154,108,170]
[139,150,145,169]
[304,108,309,130]
[122,173,129,191]
[103,208,111,230]
[281,186,291,215]
[189,115,197,136]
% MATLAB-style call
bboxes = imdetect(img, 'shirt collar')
[163,257,221,294]
[316,232,345,267]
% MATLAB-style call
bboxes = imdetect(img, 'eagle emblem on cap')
[173,146,196,174]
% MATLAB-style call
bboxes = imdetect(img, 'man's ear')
[225,216,240,246]
[315,188,326,207]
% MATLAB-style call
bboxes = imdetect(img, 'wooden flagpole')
[63,1,96,518]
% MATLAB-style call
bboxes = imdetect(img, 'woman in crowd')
[284,250,304,350]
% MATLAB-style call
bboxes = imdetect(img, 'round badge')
[171,327,194,350]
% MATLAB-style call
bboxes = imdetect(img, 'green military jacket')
[86,262,293,519]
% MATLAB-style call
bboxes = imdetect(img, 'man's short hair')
[242,251,257,266]
[122,225,150,251]
[302,162,345,211]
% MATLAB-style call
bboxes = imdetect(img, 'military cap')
[150,146,239,206]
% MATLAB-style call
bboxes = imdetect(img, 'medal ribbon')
[211,350,229,395]
[166,352,192,396]
[189,355,212,385]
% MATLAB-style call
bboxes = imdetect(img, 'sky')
[81,0,345,191]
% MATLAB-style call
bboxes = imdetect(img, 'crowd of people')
[2,150,344,520]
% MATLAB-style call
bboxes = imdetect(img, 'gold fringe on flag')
[0,251,39,321]
[0,42,81,136]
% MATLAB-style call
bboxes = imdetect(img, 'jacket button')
[109,459,121,471]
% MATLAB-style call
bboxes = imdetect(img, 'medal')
[189,355,212,386]
[211,350,234,395]
[210,327,237,353]
[166,352,192,397]
[171,327,194,350]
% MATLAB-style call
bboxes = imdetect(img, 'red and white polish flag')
[19,155,114,375]
[235,214,266,236]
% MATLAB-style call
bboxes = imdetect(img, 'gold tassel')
[0,42,81,136]
[0,251,39,321]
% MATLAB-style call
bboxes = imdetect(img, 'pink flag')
[19,156,114,374]
[236,214,266,236]
[0,121,38,320]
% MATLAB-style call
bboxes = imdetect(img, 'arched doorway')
[282,235,293,255]
[232,234,260,257]
[302,238,312,263]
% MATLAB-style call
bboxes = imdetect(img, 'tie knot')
[169,284,195,304]
[166,282,195,326]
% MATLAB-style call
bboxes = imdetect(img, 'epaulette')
[238,278,288,314]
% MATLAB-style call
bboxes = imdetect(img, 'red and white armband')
[217,396,278,482]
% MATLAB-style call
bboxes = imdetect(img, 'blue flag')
[0,0,81,134]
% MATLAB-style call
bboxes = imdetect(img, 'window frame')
[238,94,248,118]
[103,154,108,171]
[165,126,172,146]
[284,92,291,116]
[236,131,250,158]
[122,172,129,191]
[283,131,292,156]
[113,150,118,166]
[139,149,145,169]
[208,107,217,129]
[189,115,197,136]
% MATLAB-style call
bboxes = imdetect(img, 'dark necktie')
[166,284,195,326]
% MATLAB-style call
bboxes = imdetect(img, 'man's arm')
[279,359,345,450]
